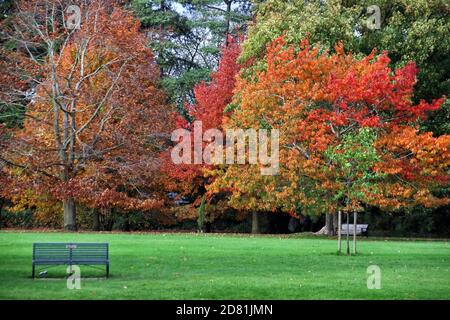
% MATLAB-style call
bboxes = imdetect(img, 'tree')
[373,126,450,210]
[325,128,382,254]
[0,47,29,128]
[132,0,209,108]
[209,35,449,245]
[132,0,253,111]
[184,0,253,43]
[0,0,172,230]
[132,0,192,77]
[0,0,35,129]
[229,0,450,234]
[162,35,241,198]
[197,194,206,232]
[239,0,450,135]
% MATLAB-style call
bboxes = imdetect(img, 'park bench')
[340,224,369,237]
[32,242,109,278]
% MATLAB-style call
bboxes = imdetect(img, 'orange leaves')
[373,162,403,176]
[376,126,450,174]
[374,126,450,209]
[215,34,449,215]
[1,0,171,214]
[91,188,163,211]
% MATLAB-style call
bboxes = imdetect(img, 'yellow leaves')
[413,189,450,208]
[7,189,63,226]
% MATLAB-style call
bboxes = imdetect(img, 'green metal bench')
[32,243,109,278]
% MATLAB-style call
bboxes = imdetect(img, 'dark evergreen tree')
[132,0,253,111]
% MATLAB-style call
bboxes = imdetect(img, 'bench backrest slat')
[341,224,368,229]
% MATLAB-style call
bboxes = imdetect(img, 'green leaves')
[325,127,382,208]
[197,194,206,230]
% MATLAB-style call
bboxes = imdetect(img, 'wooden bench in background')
[340,224,369,237]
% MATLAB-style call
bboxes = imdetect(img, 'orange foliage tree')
[209,35,449,240]
[0,0,172,230]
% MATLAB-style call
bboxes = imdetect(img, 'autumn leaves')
[0,1,171,229]
[0,0,448,233]
[204,35,449,220]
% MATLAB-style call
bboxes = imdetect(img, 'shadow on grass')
[32,265,108,279]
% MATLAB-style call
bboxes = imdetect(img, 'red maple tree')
[162,36,242,200]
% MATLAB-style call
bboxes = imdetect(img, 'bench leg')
[32,264,35,279]
[106,264,109,278]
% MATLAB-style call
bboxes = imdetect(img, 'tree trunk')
[63,198,77,231]
[325,213,331,236]
[338,210,342,254]
[92,208,100,231]
[346,212,350,255]
[353,211,357,255]
[0,198,3,229]
[251,212,260,234]
[333,213,338,235]
[123,213,130,232]
[326,213,335,236]
[225,0,232,46]
[103,207,113,231]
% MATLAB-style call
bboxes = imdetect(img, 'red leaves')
[162,37,242,196]
[410,97,446,120]
[188,36,241,129]
[221,35,449,214]
[359,115,381,128]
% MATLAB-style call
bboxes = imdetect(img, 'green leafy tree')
[325,128,382,254]
[184,0,253,45]
[132,0,205,110]
[132,0,253,111]
[0,0,28,128]
[197,194,206,232]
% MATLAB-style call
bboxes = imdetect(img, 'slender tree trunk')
[104,207,113,231]
[353,211,357,255]
[251,212,260,234]
[63,198,77,231]
[92,208,100,231]
[338,210,342,254]
[346,212,350,255]
[225,0,232,46]
[0,198,4,229]
[325,213,331,236]
[123,213,130,232]
[333,213,338,235]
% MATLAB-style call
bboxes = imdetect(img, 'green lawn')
[0,231,449,299]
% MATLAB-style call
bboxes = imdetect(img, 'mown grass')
[0,231,449,299]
